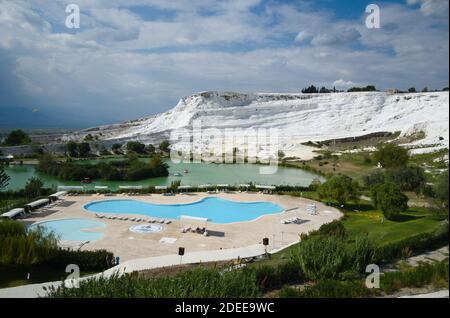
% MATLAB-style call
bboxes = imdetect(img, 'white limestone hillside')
[63,91,449,159]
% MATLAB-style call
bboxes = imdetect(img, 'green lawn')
[341,203,446,246]
[251,196,446,269]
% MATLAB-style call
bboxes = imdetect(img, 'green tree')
[318,175,360,206]
[373,143,409,168]
[302,85,318,94]
[370,183,409,220]
[0,164,11,191]
[66,141,78,157]
[148,155,169,176]
[3,129,31,146]
[347,85,377,92]
[434,170,449,210]
[363,171,385,188]
[24,177,44,199]
[408,87,416,93]
[126,141,146,154]
[386,166,426,194]
[84,134,95,142]
[146,144,156,154]
[111,143,122,154]
[159,140,170,152]
[77,143,91,158]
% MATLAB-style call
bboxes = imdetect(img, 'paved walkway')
[399,290,449,298]
[404,246,449,267]
[0,244,266,298]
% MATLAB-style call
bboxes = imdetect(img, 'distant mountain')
[0,107,93,129]
[62,91,449,159]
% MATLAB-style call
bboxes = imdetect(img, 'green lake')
[3,160,323,191]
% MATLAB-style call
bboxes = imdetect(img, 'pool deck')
[22,192,342,262]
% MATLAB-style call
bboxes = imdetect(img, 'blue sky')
[0,0,448,127]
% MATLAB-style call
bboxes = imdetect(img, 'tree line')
[36,153,169,181]
[316,143,448,221]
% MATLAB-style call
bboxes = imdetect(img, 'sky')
[0,0,448,127]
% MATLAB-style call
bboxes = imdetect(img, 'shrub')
[24,177,44,199]
[373,223,449,262]
[434,170,449,210]
[386,166,426,194]
[370,183,409,220]
[373,143,409,168]
[305,220,347,239]
[43,249,115,272]
[0,220,114,271]
[282,280,374,298]
[126,141,146,154]
[363,171,385,188]
[280,260,449,298]
[48,268,260,298]
[290,235,375,281]
[0,221,58,267]
[159,140,170,152]
[36,153,168,181]
[380,260,449,294]
[2,129,31,146]
[318,175,360,206]
[253,262,303,291]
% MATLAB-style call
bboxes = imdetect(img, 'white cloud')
[0,0,448,124]
[333,79,358,88]
[311,27,362,47]
[295,31,312,43]
[407,0,449,18]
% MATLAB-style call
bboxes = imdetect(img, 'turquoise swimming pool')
[84,197,284,224]
[29,219,106,242]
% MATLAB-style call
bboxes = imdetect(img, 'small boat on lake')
[81,178,92,184]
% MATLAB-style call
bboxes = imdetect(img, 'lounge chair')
[165,220,172,224]
[182,227,191,233]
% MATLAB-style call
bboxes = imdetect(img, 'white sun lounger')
[182,227,191,233]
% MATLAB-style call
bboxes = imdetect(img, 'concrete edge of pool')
[83,196,286,225]
[18,193,343,263]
